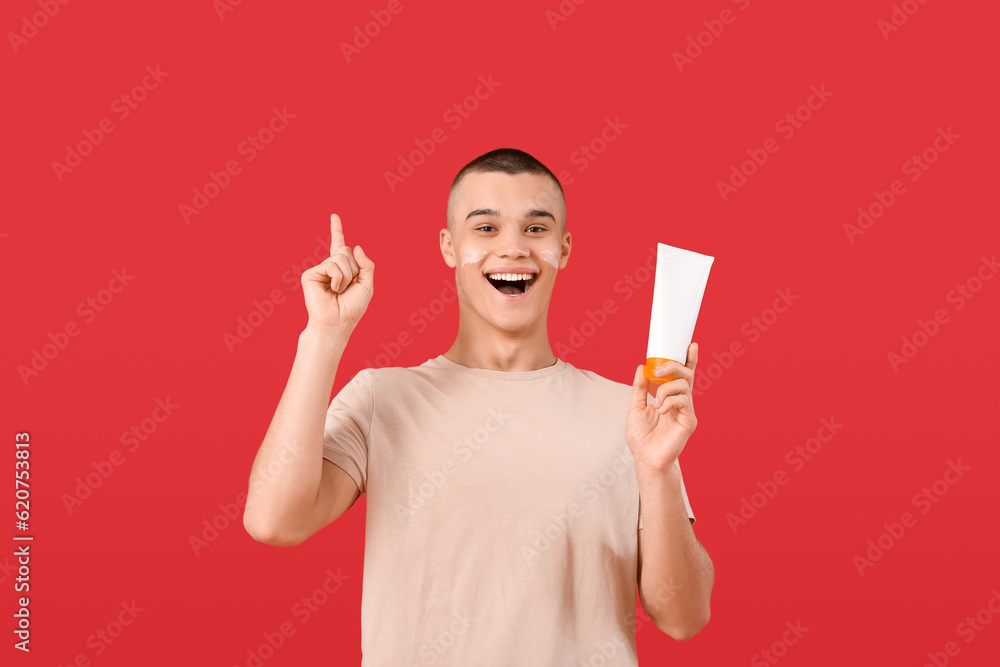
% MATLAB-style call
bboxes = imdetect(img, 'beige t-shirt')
[322,354,695,666]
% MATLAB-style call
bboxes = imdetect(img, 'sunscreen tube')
[644,243,714,384]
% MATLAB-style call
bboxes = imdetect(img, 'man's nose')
[496,227,529,258]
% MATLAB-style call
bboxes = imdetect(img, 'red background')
[4,0,999,665]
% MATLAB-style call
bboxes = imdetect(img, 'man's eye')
[475,224,546,232]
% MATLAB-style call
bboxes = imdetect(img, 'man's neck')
[443,327,557,372]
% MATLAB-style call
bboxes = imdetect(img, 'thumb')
[354,245,375,290]
[629,364,649,412]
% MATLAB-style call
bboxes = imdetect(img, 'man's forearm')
[636,464,714,640]
[243,325,349,539]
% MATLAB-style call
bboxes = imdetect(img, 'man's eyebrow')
[466,208,500,220]
[526,209,556,221]
[465,208,556,221]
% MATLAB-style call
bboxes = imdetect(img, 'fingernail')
[357,245,365,256]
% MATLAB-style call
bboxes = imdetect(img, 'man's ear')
[440,227,456,268]
[558,231,572,269]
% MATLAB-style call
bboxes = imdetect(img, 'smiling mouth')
[485,273,537,295]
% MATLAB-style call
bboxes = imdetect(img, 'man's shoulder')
[562,362,633,396]
[348,357,441,382]
[344,355,464,388]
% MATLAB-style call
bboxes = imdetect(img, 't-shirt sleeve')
[638,457,695,529]
[322,369,374,495]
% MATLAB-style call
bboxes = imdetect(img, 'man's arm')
[243,327,360,546]
[243,214,374,546]
[626,344,713,640]
[636,466,714,640]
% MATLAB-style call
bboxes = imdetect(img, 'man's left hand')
[626,342,699,477]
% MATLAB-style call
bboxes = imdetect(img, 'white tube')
[645,243,714,381]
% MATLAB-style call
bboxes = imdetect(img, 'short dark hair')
[447,148,566,232]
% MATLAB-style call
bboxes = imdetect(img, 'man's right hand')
[301,213,375,333]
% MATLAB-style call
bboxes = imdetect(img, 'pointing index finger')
[330,213,345,253]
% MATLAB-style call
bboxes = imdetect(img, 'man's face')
[440,171,571,335]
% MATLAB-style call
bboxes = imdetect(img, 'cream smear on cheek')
[460,249,487,266]
[539,248,560,269]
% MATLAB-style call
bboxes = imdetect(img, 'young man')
[243,148,714,665]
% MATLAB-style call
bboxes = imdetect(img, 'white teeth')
[487,273,534,281]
